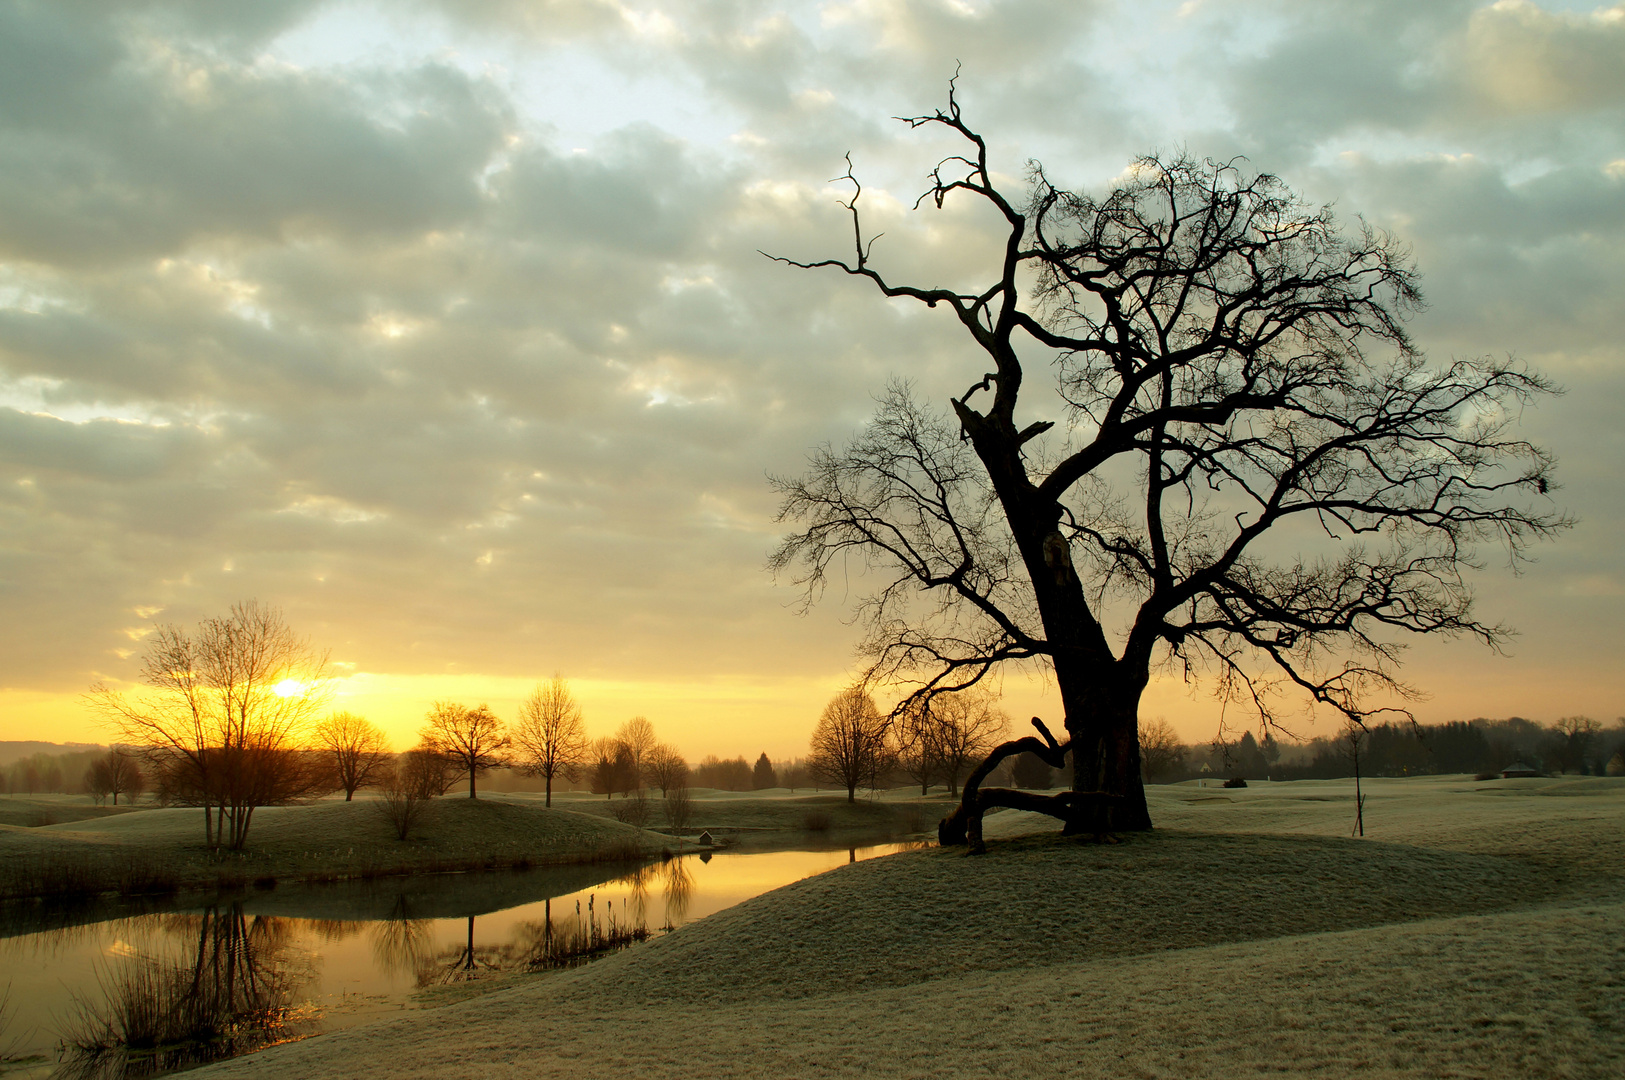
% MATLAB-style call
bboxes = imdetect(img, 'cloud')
[0,5,512,267]
[1462,0,1625,116]
[1,0,1621,740]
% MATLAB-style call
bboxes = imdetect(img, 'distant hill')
[0,741,106,767]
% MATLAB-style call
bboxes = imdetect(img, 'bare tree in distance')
[85,747,146,806]
[91,600,331,849]
[664,775,694,838]
[403,750,455,799]
[931,690,1011,798]
[646,744,689,797]
[769,82,1567,846]
[894,698,941,795]
[512,676,588,807]
[1548,716,1601,774]
[1138,718,1187,782]
[691,755,752,791]
[404,745,458,796]
[420,703,509,799]
[780,757,814,792]
[809,688,892,803]
[314,712,392,801]
[617,717,658,792]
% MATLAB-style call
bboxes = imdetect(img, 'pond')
[0,842,921,1079]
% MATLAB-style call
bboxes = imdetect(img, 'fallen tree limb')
[938,717,1124,853]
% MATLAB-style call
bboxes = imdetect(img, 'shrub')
[376,756,440,840]
[609,789,650,828]
[664,783,693,835]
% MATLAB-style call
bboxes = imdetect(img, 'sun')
[273,679,307,698]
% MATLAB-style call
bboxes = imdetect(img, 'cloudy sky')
[2,0,1621,756]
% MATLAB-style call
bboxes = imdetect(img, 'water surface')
[0,843,917,1078]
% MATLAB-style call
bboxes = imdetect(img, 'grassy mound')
[0,794,667,900]
[0,797,140,828]
[554,790,956,837]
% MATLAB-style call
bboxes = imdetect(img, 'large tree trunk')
[971,427,1154,835]
[1056,666,1153,833]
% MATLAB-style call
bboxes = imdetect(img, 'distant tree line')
[1133,715,1625,784]
[3,747,105,796]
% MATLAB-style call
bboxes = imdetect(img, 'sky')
[1,0,1622,757]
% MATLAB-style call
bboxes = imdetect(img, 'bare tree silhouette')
[420,702,510,799]
[809,688,892,803]
[512,676,588,807]
[314,712,391,801]
[91,600,331,849]
[770,81,1567,846]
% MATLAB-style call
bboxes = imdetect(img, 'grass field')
[187,774,1625,1079]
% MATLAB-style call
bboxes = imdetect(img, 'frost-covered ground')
[192,776,1625,1079]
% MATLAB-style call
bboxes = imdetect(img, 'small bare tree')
[314,712,392,800]
[1138,718,1187,782]
[1344,722,1367,837]
[646,743,689,797]
[809,688,892,803]
[403,744,458,796]
[377,753,443,840]
[664,776,694,837]
[85,748,146,806]
[895,698,941,795]
[512,676,588,807]
[610,788,651,827]
[932,690,1011,797]
[420,702,510,799]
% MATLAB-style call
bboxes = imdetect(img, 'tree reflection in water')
[369,897,437,985]
[57,902,317,1079]
[661,858,693,926]
[619,862,654,926]
[431,916,498,984]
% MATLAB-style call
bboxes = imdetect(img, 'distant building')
[1501,762,1540,779]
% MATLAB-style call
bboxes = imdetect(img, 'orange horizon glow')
[6,653,1617,762]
